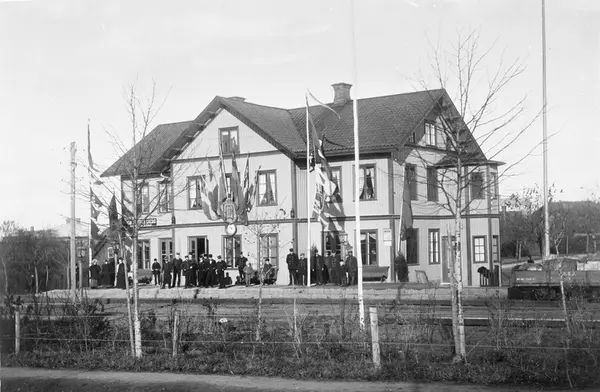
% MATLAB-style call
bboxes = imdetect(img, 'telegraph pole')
[70,142,77,298]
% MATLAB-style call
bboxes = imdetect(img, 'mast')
[306,98,312,286]
[70,142,77,298]
[350,0,365,330]
[542,0,550,258]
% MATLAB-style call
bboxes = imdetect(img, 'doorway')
[189,237,208,261]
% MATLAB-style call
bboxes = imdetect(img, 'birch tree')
[409,30,542,362]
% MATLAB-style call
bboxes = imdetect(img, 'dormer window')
[409,131,416,144]
[425,122,437,146]
[220,127,239,154]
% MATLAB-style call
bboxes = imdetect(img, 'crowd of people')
[284,248,361,286]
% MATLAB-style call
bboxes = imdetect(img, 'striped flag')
[200,159,220,221]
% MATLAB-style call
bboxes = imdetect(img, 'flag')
[400,166,414,239]
[108,194,119,232]
[87,122,100,173]
[91,220,102,240]
[199,159,220,220]
[91,190,103,207]
[91,203,100,220]
[230,148,244,208]
[246,165,260,214]
[217,145,228,217]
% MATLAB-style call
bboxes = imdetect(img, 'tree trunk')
[122,240,136,357]
[586,234,590,254]
[45,264,49,292]
[1,258,8,295]
[34,266,39,295]
[132,234,142,358]
[452,164,466,363]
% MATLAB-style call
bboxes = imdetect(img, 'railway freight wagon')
[508,256,600,300]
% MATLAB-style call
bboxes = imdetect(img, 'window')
[324,232,342,255]
[136,184,149,214]
[490,172,498,200]
[405,164,417,201]
[222,235,241,268]
[136,240,150,269]
[258,171,277,205]
[425,122,437,146]
[360,230,378,265]
[160,239,173,263]
[188,177,203,209]
[330,167,342,202]
[406,228,419,265]
[220,127,239,154]
[259,234,278,267]
[473,236,487,264]
[471,172,484,200]
[409,131,416,144]
[428,229,440,264]
[358,164,376,200]
[427,167,438,202]
[158,182,171,212]
[492,235,499,263]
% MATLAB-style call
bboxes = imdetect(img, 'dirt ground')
[1,367,544,392]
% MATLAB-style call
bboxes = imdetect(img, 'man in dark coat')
[314,250,324,285]
[285,248,298,286]
[182,255,190,288]
[237,252,248,285]
[161,257,172,289]
[394,252,409,282]
[346,251,358,286]
[217,255,227,289]
[189,254,198,287]
[116,258,126,289]
[151,258,161,285]
[298,253,307,286]
[172,253,182,288]
[325,251,335,285]
[101,259,111,287]
[207,254,217,287]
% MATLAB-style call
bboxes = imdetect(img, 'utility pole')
[70,142,77,298]
[542,0,550,259]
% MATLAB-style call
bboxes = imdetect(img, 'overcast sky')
[1,0,598,229]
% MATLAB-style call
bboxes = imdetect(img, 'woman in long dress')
[89,259,101,288]
[116,258,126,289]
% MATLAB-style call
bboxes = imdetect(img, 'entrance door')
[189,237,208,261]
[324,232,342,256]
[441,236,455,285]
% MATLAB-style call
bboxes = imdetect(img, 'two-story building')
[102,83,501,286]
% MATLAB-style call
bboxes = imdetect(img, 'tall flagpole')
[350,0,365,330]
[88,120,92,294]
[70,142,77,298]
[542,0,550,258]
[306,96,312,287]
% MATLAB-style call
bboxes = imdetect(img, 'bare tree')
[244,208,290,341]
[407,30,542,362]
[0,220,20,294]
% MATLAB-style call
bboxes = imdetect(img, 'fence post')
[14,309,20,355]
[369,307,381,370]
[172,310,179,357]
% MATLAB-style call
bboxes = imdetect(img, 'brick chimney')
[332,83,352,106]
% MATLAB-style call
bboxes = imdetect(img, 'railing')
[478,265,500,287]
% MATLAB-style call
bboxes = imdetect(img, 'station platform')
[46,283,507,302]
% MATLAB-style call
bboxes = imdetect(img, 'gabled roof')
[103,87,490,177]
[102,121,193,177]
[289,89,447,155]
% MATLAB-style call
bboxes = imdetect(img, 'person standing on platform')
[208,254,217,287]
[346,251,358,286]
[89,259,101,289]
[189,254,198,287]
[101,259,111,287]
[285,248,298,286]
[116,258,126,289]
[217,255,227,289]
[182,255,190,288]
[151,258,161,285]
[298,253,307,286]
[172,253,182,288]
[237,252,248,286]
[161,257,172,289]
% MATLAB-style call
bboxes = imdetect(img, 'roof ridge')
[219,96,290,112]
[286,88,446,111]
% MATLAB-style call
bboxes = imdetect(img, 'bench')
[362,266,390,282]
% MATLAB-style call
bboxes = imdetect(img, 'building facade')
[103,84,501,286]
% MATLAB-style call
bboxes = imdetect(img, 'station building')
[102,83,501,286]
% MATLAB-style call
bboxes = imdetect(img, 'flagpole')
[306,95,312,287]
[350,0,365,330]
[70,142,77,298]
[541,0,550,259]
[87,120,92,294]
